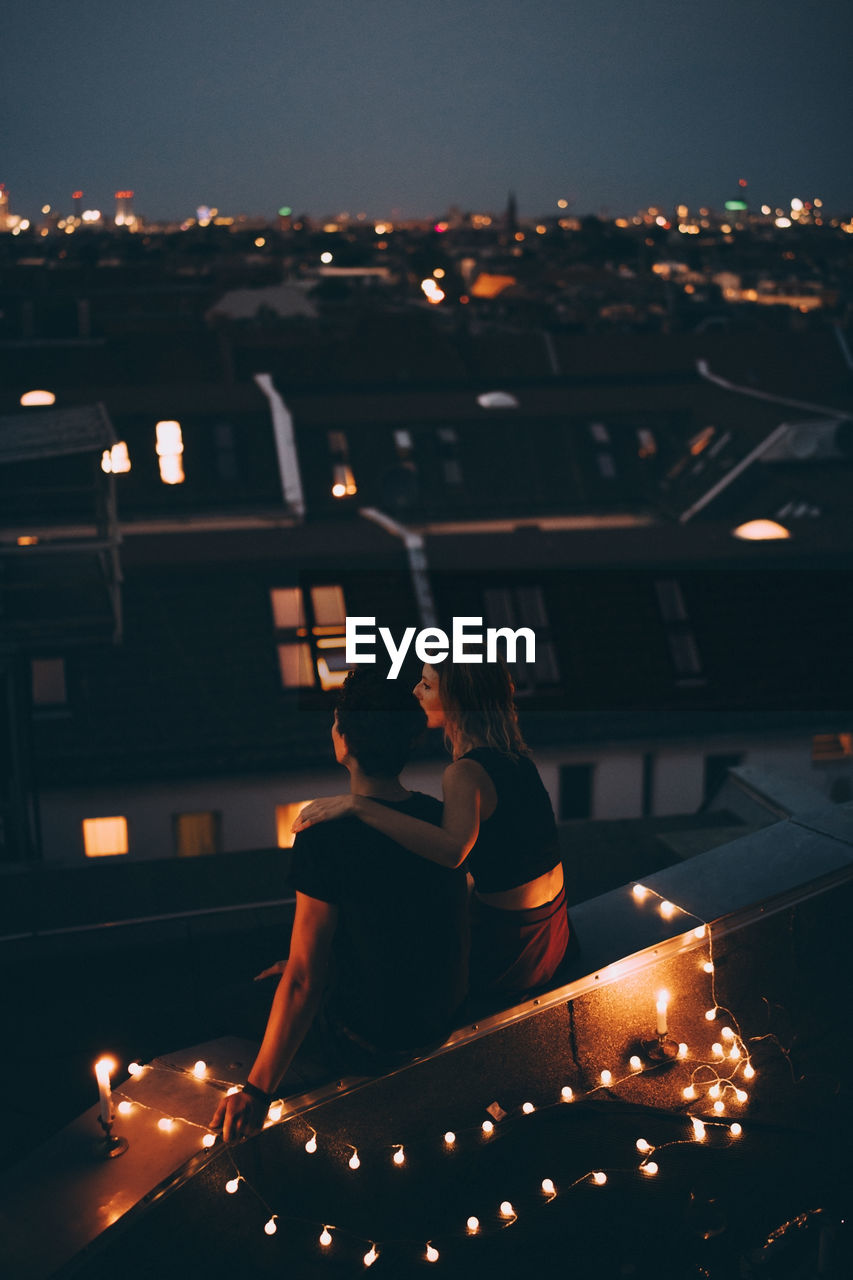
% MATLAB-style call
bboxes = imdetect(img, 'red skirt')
[470,884,573,995]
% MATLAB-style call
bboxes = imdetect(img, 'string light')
[305,1132,318,1153]
[202,1133,217,1148]
[193,1060,207,1079]
[713,1100,725,1114]
[712,1042,724,1057]
[592,1172,607,1186]
[744,1064,756,1080]
[729,1045,741,1060]
[426,1243,440,1262]
[659,900,675,920]
[158,1117,175,1131]
[736,1089,748,1103]
[444,1131,456,1147]
[703,962,714,974]
[393,1146,406,1166]
[467,1217,480,1235]
[541,1178,556,1197]
[117,1100,133,1115]
[349,1150,361,1170]
[721,1026,735,1041]
[677,1043,688,1059]
[127,1062,143,1077]
[730,1123,743,1138]
[320,1227,333,1247]
[692,1119,706,1142]
[709,1084,722,1099]
[600,1070,613,1086]
[636,1138,652,1153]
[683,1085,697,1100]
[561,1086,573,1101]
[522,1102,535,1114]
[482,1120,495,1136]
[641,1162,659,1176]
[693,925,706,939]
[629,1055,642,1071]
[226,1086,240,1097]
[364,1244,378,1267]
[225,1177,240,1194]
[705,1009,717,1021]
[268,1103,283,1122]
[500,1200,516,1219]
[632,884,648,902]
[264,1217,277,1236]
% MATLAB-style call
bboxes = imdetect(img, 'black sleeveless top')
[462,747,561,894]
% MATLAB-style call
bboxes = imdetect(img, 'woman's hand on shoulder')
[291,794,356,834]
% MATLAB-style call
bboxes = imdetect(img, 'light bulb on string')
[691,1119,706,1142]
[705,1008,717,1021]
[636,1138,651,1153]
[736,1089,747,1103]
[158,1117,175,1132]
[193,1060,207,1079]
[482,1120,494,1136]
[127,1062,143,1077]
[712,1043,724,1058]
[703,962,714,974]
[348,1149,360,1170]
[632,884,648,902]
[720,1025,734,1041]
[641,1162,659,1176]
[629,1055,642,1071]
[744,1063,755,1080]
[541,1178,556,1197]
[305,1132,317,1153]
[393,1145,405,1166]
[202,1133,216,1148]
[264,1217,277,1236]
[268,1103,283,1122]
[713,1100,725,1114]
[426,1243,439,1263]
[683,1085,697,1100]
[226,1086,240,1096]
[522,1102,535,1114]
[730,1123,742,1138]
[600,1070,613,1086]
[444,1131,456,1147]
[225,1177,240,1194]
[467,1216,480,1235]
[678,1042,688,1059]
[659,900,675,920]
[500,1200,516,1219]
[693,925,706,939]
[364,1244,378,1267]
[592,1172,607,1186]
[320,1227,333,1247]
[709,1084,721,1099]
[561,1086,573,1102]
[117,1100,133,1116]
[729,1046,741,1060]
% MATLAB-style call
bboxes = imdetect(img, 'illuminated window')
[271,584,351,690]
[812,733,853,763]
[276,802,311,848]
[174,811,221,857]
[31,657,67,706]
[156,421,185,485]
[83,816,129,858]
[101,442,131,474]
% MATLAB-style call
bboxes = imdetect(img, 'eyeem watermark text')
[346,616,535,679]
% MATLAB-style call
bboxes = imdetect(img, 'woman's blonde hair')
[437,658,528,759]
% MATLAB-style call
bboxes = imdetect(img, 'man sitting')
[212,667,468,1141]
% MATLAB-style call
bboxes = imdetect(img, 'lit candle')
[655,989,669,1036]
[94,1058,115,1125]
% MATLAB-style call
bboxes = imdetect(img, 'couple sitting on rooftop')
[214,659,575,1142]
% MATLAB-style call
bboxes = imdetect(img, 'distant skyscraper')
[115,190,135,227]
[72,190,83,219]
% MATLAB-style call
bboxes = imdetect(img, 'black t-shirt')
[289,792,468,1052]
[462,748,560,894]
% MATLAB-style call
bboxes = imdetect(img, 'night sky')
[4,0,852,221]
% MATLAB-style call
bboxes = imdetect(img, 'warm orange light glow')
[592,1172,607,1186]
[158,1117,175,1131]
[159,454,185,485]
[732,519,791,541]
[471,272,517,298]
[632,884,648,902]
[444,1131,456,1146]
[500,1200,515,1218]
[83,816,128,858]
[320,1228,333,1247]
[393,1146,405,1165]
[203,1133,217,1147]
[467,1216,480,1234]
[20,390,56,407]
[426,1244,439,1262]
[101,442,131,474]
[17,536,39,546]
[117,1100,133,1115]
[541,1178,556,1196]
[276,802,310,848]
[482,1120,494,1135]
[264,1217,277,1236]
[193,1060,207,1079]
[642,1162,658,1176]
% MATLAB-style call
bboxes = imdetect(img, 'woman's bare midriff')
[474,862,564,912]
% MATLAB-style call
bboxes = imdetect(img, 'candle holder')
[95,1112,129,1159]
[641,1032,680,1063]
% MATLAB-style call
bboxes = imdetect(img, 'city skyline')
[4,1,853,222]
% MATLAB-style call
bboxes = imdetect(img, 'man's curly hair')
[335,666,426,777]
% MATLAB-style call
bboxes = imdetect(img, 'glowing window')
[31,657,67,706]
[156,421,185,484]
[276,802,311,848]
[83,816,129,858]
[311,585,346,627]
[271,588,307,630]
[174,811,221,857]
[277,643,315,688]
[812,733,853,763]
[101,442,131,474]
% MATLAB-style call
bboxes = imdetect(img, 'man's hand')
[291,793,356,833]
[210,1090,267,1143]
